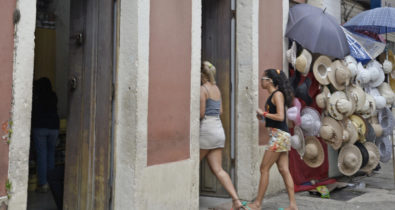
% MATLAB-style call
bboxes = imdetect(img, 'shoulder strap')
[202,85,210,98]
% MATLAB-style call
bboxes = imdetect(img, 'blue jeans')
[32,128,59,186]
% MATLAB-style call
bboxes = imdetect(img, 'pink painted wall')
[147,0,192,166]
[0,0,16,197]
[259,0,284,145]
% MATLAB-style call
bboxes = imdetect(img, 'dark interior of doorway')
[27,0,69,209]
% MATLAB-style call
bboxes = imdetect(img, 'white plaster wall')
[324,0,341,24]
[8,0,37,209]
[113,0,200,209]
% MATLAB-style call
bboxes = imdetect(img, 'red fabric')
[288,68,329,191]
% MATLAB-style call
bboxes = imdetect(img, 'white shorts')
[199,116,226,149]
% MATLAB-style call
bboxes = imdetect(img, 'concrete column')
[113,0,201,209]
[8,0,37,209]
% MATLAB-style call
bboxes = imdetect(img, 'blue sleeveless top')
[202,85,221,116]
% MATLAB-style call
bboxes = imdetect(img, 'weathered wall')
[0,0,16,199]
[113,0,200,209]
[8,0,37,209]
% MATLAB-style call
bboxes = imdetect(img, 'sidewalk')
[200,161,395,210]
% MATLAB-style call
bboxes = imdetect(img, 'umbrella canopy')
[286,4,350,58]
[342,26,386,64]
[344,7,395,34]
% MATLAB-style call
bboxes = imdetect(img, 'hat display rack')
[286,40,395,176]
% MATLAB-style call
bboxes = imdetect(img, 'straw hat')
[346,84,366,112]
[349,115,367,142]
[303,136,324,168]
[327,91,355,120]
[313,56,332,85]
[286,41,297,67]
[316,86,331,110]
[371,122,383,138]
[378,107,395,137]
[344,55,358,78]
[287,98,302,126]
[342,119,358,145]
[378,82,395,106]
[359,94,376,119]
[338,144,362,176]
[360,142,380,173]
[295,49,312,76]
[319,117,343,150]
[355,141,370,170]
[368,88,386,110]
[375,135,392,163]
[291,126,305,159]
[300,107,321,136]
[328,60,351,91]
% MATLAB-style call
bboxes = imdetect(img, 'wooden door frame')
[63,0,114,209]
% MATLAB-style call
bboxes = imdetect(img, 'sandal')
[231,199,248,210]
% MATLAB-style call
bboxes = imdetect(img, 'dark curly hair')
[264,69,294,107]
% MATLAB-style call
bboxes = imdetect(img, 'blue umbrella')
[286,4,350,58]
[344,7,395,34]
[342,26,386,64]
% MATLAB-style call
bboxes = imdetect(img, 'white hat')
[366,60,385,88]
[287,98,302,126]
[358,94,376,119]
[367,88,386,110]
[286,41,297,67]
[300,107,321,136]
[383,59,393,74]
[313,56,332,85]
[346,84,366,112]
[295,49,312,76]
[344,56,358,78]
[356,63,371,86]
[328,60,351,91]
[291,126,305,159]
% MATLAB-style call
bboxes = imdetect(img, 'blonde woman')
[200,61,245,210]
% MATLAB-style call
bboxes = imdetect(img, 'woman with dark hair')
[247,69,298,210]
[31,77,60,193]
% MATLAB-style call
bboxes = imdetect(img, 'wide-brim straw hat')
[360,142,380,173]
[291,126,305,159]
[349,115,367,142]
[319,117,343,150]
[371,123,383,138]
[295,49,312,76]
[375,135,392,163]
[300,107,321,136]
[368,87,386,110]
[378,82,395,106]
[359,94,376,119]
[378,107,395,136]
[328,91,355,120]
[342,119,358,145]
[313,56,332,85]
[346,84,366,112]
[328,60,351,91]
[338,144,362,176]
[303,136,324,168]
[315,86,331,109]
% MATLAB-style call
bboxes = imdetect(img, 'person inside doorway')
[31,77,60,193]
[248,69,298,210]
[199,61,245,210]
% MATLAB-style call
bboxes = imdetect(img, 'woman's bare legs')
[206,149,243,209]
[200,149,210,161]
[248,150,281,210]
[276,152,298,210]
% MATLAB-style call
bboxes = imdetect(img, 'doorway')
[200,0,235,197]
[27,0,115,209]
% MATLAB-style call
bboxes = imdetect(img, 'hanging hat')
[328,60,351,91]
[356,63,371,86]
[355,141,370,170]
[378,82,395,106]
[313,56,332,85]
[303,136,324,168]
[366,61,385,88]
[315,86,331,109]
[300,107,321,136]
[295,77,313,105]
[383,50,395,74]
[327,91,355,120]
[360,142,380,173]
[364,121,376,143]
[349,115,367,142]
[291,126,305,159]
[295,49,312,76]
[286,41,297,67]
[346,84,366,112]
[342,119,358,145]
[287,98,302,126]
[344,56,358,78]
[371,122,383,138]
[378,107,395,137]
[338,144,362,176]
[375,135,392,163]
[368,88,386,110]
[359,94,376,119]
[319,117,343,150]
